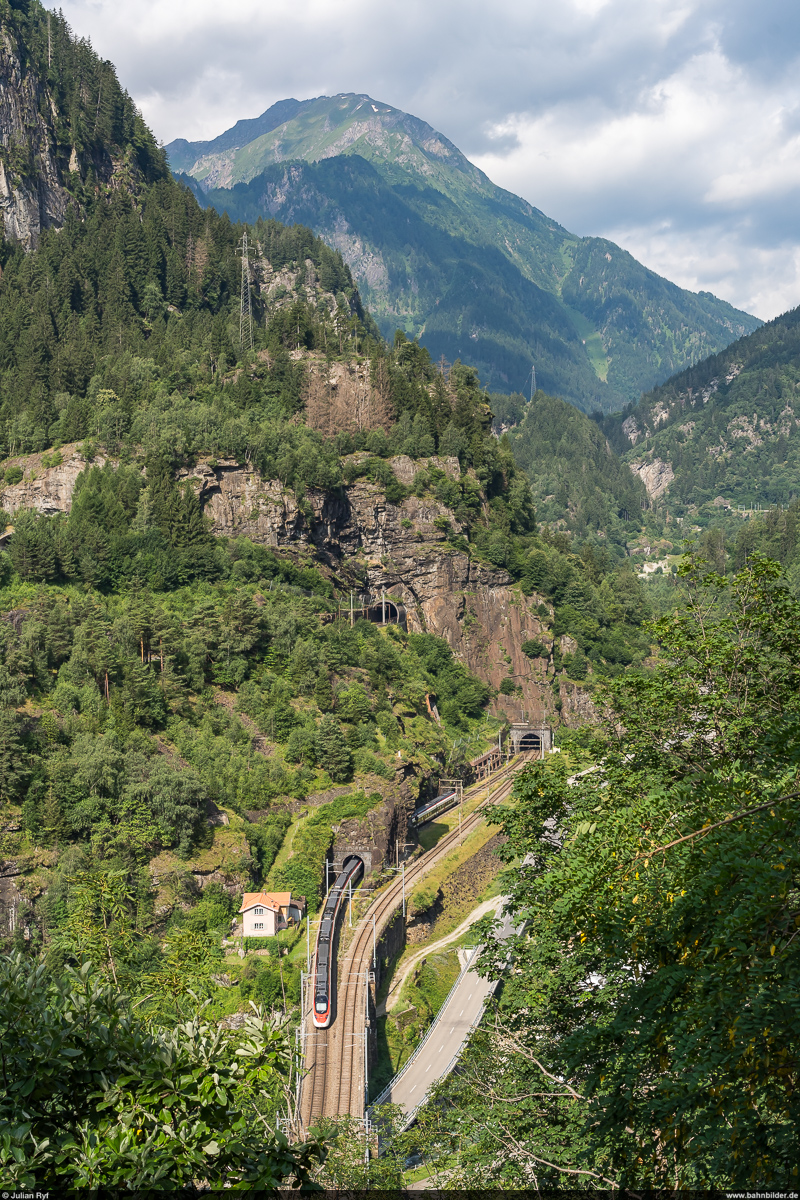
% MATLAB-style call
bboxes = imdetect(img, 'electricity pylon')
[237,230,253,353]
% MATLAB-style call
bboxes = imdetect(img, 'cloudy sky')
[59,0,800,320]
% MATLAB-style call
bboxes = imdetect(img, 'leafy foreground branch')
[0,953,323,1189]
[418,555,800,1188]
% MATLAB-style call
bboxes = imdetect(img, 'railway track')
[299,753,533,1130]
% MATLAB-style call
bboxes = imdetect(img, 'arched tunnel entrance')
[365,600,407,630]
[510,724,553,756]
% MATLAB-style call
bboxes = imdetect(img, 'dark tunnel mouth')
[365,602,403,624]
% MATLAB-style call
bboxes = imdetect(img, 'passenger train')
[312,854,364,1029]
[409,787,457,827]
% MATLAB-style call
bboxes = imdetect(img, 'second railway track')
[299,752,533,1129]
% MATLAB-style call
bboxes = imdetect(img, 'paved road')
[379,895,505,1017]
[377,907,513,1121]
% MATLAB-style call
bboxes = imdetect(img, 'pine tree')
[144,454,181,543]
[315,713,353,783]
[41,784,66,846]
[314,672,334,713]
[0,709,28,804]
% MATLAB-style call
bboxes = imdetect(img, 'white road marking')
[426,1064,431,1071]
[459,1008,464,1015]
[410,1085,416,1092]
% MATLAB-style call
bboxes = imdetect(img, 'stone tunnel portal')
[365,600,407,630]
[510,723,553,757]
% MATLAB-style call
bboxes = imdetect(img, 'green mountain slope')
[501,390,648,541]
[167,94,760,412]
[602,305,800,512]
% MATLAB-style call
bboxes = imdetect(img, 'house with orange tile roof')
[238,891,305,938]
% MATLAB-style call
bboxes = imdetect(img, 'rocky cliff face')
[630,456,675,500]
[0,443,100,515]
[0,26,70,247]
[178,454,561,723]
[0,15,158,249]
[0,446,581,727]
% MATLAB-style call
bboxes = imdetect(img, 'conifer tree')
[316,713,353,783]
[314,672,334,713]
[0,709,27,803]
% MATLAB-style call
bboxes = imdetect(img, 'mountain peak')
[169,94,760,411]
[165,93,482,193]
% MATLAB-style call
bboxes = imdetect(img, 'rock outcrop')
[0,443,100,516]
[630,456,674,500]
[0,18,155,249]
[0,447,569,727]
[0,27,70,247]
[559,679,600,728]
[179,456,560,723]
[331,783,412,879]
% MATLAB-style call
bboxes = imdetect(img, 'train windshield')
[315,999,327,1012]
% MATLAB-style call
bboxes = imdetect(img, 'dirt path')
[377,895,505,1016]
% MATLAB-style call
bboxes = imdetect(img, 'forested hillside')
[0,3,739,1187]
[603,304,800,515]
[0,0,662,985]
[168,94,759,412]
[493,389,649,543]
[1,1,798,1190]
[418,556,800,1187]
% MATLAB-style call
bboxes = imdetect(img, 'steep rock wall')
[0,28,133,248]
[182,458,561,724]
[0,448,570,725]
[0,443,102,515]
[0,27,69,246]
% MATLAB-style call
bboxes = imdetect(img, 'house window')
[254,907,264,915]
[254,922,264,930]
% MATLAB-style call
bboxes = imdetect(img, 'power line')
[237,230,253,353]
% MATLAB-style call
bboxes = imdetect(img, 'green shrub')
[242,936,281,954]
[270,791,382,911]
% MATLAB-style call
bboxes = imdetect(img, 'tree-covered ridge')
[186,156,609,411]
[0,174,370,458]
[0,0,165,224]
[170,94,760,411]
[496,388,648,541]
[603,304,800,510]
[0,559,492,940]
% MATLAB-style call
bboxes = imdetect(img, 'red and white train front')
[312,855,364,1028]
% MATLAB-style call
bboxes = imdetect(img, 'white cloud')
[472,46,800,317]
[57,0,800,319]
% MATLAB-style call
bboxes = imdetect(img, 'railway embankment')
[299,757,528,1128]
[371,831,507,1093]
